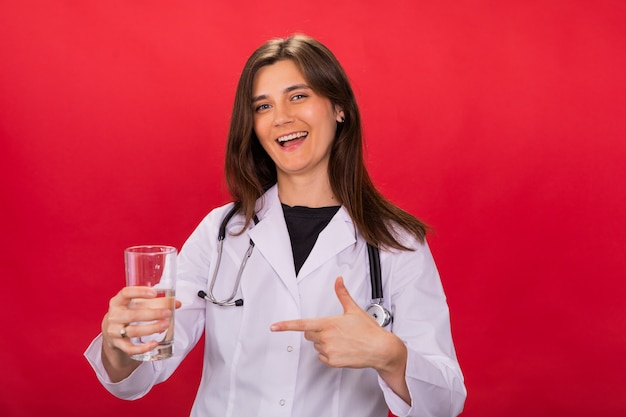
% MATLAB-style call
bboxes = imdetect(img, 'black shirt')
[281,204,341,276]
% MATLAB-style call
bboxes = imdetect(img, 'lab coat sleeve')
[380,240,466,417]
[83,209,221,399]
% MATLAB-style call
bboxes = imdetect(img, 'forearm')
[101,341,142,383]
[375,332,411,405]
[84,334,158,401]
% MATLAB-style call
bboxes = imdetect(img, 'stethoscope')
[198,204,393,327]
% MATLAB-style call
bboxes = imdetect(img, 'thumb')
[334,277,359,313]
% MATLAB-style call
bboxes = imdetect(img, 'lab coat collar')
[248,185,357,302]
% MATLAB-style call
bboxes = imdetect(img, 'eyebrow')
[251,84,312,103]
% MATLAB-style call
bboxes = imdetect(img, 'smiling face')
[252,59,344,185]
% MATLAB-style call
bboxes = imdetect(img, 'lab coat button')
[286,346,293,352]
[279,399,286,406]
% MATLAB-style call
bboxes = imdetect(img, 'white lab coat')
[85,185,466,417]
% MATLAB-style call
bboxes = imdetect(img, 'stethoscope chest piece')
[366,243,392,327]
[366,302,392,327]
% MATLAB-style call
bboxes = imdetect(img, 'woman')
[85,34,466,417]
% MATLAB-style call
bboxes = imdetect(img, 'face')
[251,59,344,183]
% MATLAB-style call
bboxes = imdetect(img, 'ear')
[334,105,345,123]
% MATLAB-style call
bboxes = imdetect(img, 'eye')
[291,93,307,102]
[255,103,271,112]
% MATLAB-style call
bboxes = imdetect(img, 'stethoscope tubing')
[199,204,393,326]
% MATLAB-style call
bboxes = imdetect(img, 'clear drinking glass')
[124,245,177,361]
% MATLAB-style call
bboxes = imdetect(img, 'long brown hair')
[225,34,427,249]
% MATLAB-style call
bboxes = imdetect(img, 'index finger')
[270,317,323,332]
[111,286,157,306]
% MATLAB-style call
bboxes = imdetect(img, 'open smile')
[276,131,308,147]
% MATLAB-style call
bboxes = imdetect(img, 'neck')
[277,174,337,207]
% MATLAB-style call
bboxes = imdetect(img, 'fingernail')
[270,324,279,331]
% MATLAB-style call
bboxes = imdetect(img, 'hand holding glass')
[124,245,177,361]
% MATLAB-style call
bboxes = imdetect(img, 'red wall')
[1,1,625,416]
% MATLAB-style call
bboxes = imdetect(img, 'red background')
[1,1,625,416]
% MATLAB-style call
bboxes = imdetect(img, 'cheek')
[253,118,269,141]
[254,126,275,155]
[306,105,338,135]
[321,114,339,141]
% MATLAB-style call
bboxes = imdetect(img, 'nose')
[272,103,294,126]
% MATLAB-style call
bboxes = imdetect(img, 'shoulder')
[379,223,436,275]
[383,221,428,251]
[178,202,239,268]
[182,202,238,244]
[199,201,238,228]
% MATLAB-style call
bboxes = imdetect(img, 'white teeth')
[278,132,308,143]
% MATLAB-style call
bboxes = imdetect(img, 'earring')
[339,116,345,123]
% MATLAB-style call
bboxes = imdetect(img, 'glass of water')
[124,245,177,361]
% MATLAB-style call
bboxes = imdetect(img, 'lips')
[277,131,308,146]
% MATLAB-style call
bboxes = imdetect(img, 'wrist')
[376,332,407,376]
[375,332,411,405]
